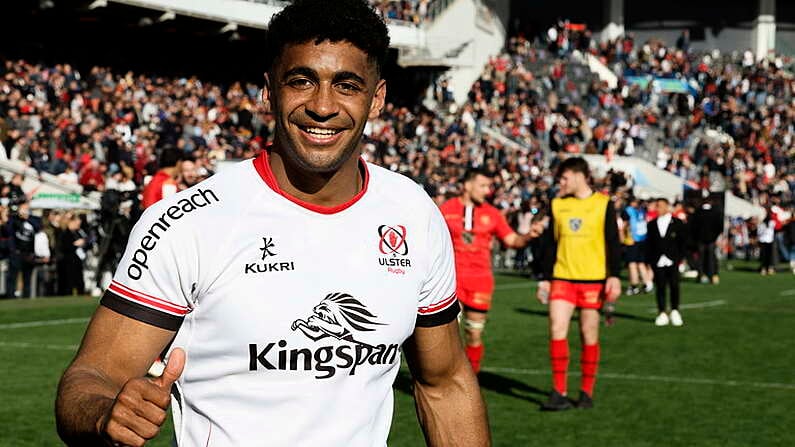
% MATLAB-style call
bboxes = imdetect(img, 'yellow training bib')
[552,193,610,281]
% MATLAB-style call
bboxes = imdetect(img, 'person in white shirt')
[55,1,489,446]
[645,198,687,326]
[757,212,776,275]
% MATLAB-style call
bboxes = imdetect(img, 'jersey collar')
[253,150,370,215]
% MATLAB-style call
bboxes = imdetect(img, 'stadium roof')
[108,0,281,30]
[107,0,425,48]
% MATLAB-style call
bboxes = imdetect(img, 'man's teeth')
[304,127,339,136]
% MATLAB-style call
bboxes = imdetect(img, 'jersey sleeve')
[493,207,514,240]
[604,200,622,278]
[100,203,197,331]
[416,205,459,328]
[539,211,557,280]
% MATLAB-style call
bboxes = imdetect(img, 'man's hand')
[98,348,185,447]
[536,280,551,304]
[529,220,546,239]
[604,277,621,302]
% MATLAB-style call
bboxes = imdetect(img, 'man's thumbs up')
[99,348,186,446]
[154,348,185,390]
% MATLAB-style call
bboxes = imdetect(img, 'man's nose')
[305,83,339,121]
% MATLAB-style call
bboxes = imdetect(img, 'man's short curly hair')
[264,0,390,76]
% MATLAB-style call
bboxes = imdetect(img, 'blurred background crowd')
[0,16,793,299]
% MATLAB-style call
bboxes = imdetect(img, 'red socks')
[465,344,484,373]
[580,343,600,397]
[550,339,569,395]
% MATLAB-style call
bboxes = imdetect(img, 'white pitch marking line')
[645,299,726,313]
[483,366,795,391]
[0,317,90,329]
[0,341,78,351]
[781,289,795,296]
[4,341,791,391]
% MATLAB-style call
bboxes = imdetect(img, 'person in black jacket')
[5,202,39,298]
[56,213,86,296]
[646,198,687,326]
[690,196,723,284]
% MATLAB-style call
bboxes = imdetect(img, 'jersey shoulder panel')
[141,158,258,222]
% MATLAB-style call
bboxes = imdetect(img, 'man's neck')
[267,148,363,208]
[574,187,593,199]
[460,195,475,207]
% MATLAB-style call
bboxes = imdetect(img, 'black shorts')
[624,241,646,263]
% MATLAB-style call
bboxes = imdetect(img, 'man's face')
[18,204,29,219]
[558,170,585,196]
[264,40,386,173]
[181,160,198,186]
[657,199,670,215]
[464,174,492,205]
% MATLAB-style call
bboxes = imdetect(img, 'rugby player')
[622,196,653,295]
[440,168,541,373]
[537,157,621,410]
[55,1,489,445]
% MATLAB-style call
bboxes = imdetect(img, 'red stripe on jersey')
[111,280,189,311]
[108,283,189,316]
[253,151,369,215]
[418,292,457,314]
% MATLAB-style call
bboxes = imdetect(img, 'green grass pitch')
[1,265,793,446]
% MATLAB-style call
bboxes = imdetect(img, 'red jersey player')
[440,168,542,373]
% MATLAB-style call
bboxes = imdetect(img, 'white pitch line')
[0,341,78,351]
[678,299,727,309]
[0,317,90,329]
[781,289,795,296]
[645,299,727,313]
[483,366,795,391]
[3,341,791,391]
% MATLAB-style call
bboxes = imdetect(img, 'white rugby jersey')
[101,151,459,447]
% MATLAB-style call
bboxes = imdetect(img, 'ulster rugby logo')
[377,225,412,274]
[291,293,385,346]
[568,218,582,232]
[378,225,408,256]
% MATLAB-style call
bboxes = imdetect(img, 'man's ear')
[368,79,387,120]
[261,73,272,112]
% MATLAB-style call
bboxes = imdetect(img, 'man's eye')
[288,79,313,88]
[337,83,361,93]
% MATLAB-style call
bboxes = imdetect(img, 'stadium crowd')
[1,18,794,298]
[371,0,435,24]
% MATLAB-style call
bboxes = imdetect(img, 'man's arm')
[502,230,539,248]
[403,320,490,447]
[538,213,556,280]
[604,201,622,301]
[645,223,656,265]
[619,209,630,243]
[496,208,541,249]
[536,213,557,303]
[56,306,180,446]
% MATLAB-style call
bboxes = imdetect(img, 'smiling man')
[55,1,489,446]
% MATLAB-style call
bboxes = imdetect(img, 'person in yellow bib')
[537,157,622,410]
